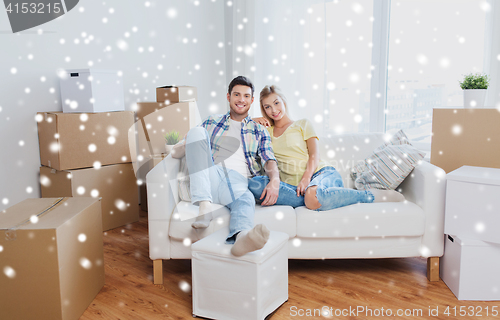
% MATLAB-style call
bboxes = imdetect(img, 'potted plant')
[164,130,180,155]
[459,73,489,108]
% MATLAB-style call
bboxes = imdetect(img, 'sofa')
[147,132,447,285]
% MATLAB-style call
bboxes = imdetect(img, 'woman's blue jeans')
[248,166,374,211]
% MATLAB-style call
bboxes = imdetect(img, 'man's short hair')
[228,76,255,97]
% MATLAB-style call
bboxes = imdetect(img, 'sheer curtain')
[225,0,378,136]
[485,0,500,108]
[224,0,498,136]
[254,0,328,134]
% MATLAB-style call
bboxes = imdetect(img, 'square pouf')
[191,228,289,320]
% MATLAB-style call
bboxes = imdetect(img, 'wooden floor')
[81,210,499,320]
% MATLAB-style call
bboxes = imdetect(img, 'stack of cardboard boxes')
[432,108,500,301]
[134,85,201,211]
[37,69,139,231]
[439,166,500,301]
[1,69,132,319]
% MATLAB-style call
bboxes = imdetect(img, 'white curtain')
[225,0,380,136]
[485,0,500,108]
[225,0,328,135]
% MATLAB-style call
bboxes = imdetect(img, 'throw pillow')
[350,130,426,190]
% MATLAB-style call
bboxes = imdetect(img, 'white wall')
[0,0,228,211]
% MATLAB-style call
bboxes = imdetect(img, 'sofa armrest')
[146,155,181,260]
[398,161,446,257]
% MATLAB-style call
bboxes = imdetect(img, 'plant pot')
[463,89,487,108]
[165,144,175,155]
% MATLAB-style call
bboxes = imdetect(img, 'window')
[386,0,487,143]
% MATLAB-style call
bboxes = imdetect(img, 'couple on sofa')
[171,76,404,257]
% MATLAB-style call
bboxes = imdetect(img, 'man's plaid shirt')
[200,112,276,177]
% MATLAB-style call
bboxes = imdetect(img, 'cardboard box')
[156,85,197,103]
[135,101,200,155]
[40,163,139,231]
[60,69,125,113]
[431,108,500,173]
[139,154,166,212]
[37,111,134,171]
[0,197,105,320]
[445,166,500,244]
[440,234,500,300]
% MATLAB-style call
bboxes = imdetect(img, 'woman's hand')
[253,117,270,127]
[297,176,311,196]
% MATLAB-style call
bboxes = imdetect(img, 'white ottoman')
[191,229,289,320]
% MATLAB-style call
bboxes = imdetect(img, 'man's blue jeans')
[248,166,374,210]
[185,127,255,244]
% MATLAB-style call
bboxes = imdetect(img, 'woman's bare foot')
[369,189,405,202]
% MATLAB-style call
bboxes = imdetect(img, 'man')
[171,76,280,256]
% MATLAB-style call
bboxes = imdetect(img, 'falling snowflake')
[77,186,86,195]
[179,280,191,292]
[80,257,92,269]
[3,266,16,278]
[167,8,177,18]
[275,211,284,220]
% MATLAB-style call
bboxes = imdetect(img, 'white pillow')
[350,130,425,190]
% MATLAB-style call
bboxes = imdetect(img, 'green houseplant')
[164,130,180,154]
[459,73,489,108]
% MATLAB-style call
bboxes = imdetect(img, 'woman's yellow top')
[267,119,327,186]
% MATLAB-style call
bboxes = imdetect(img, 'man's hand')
[296,176,311,197]
[260,178,280,206]
[253,117,271,127]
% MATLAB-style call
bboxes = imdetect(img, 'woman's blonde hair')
[259,85,291,126]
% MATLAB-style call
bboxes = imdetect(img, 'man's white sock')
[231,224,270,257]
[191,201,213,229]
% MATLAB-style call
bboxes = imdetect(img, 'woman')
[249,85,404,210]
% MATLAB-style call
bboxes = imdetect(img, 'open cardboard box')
[40,163,139,231]
[134,101,200,155]
[0,197,105,320]
[156,85,197,103]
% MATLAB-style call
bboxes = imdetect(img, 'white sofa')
[147,132,446,285]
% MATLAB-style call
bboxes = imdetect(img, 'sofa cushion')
[350,130,425,190]
[169,202,296,241]
[295,201,425,238]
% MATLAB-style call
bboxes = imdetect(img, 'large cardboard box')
[156,85,197,103]
[139,154,166,212]
[445,166,500,244]
[135,101,200,155]
[37,111,134,171]
[40,163,139,231]
[440,234,500,300]
[0,197,105,320]
[431,108,500,173]
[60,69,125,113]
